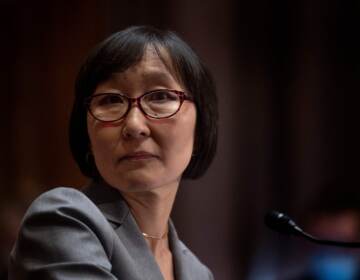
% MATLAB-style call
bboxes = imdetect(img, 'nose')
[121,105,150,140]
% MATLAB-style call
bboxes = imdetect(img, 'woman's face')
[87,47,196,193]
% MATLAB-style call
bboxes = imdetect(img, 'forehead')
[94,46,184,93]
[119,46,183,85]
[124,47,174,78]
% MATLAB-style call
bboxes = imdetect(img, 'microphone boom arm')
[265,210,360,248]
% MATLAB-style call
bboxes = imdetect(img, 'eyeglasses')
[86,89,193,122]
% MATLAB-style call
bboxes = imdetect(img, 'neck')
[121,183,178,252]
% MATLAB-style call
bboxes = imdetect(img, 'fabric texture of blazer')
[9,181,214,280]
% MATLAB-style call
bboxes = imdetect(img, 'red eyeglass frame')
[85,89,193,122]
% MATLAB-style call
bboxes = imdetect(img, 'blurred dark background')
[0,0,350,279]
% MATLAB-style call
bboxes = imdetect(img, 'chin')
[99,164,182,193]
[114,174,180,194]
[107,173,160,192]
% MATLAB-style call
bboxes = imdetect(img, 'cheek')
[158,108,196,166]
[87,117,120,164]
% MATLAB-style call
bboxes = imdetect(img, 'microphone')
[265,210,360,248]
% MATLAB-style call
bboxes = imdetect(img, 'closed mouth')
[119,152,158,162]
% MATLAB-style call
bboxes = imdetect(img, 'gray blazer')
[9,182,214,280]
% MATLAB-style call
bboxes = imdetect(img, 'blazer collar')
[82,180,129,225]
[169,221,202,280]
[83,181,197,280]
[84,181,165,279]
[169,220,187,279]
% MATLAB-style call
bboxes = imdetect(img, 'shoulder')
[27,186,93,208]
[24,186,100,216]
[18,186,114,244]
[21,187,109,229]
[9,186,116,277]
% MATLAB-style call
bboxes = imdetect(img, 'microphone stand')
[265,210,360,248]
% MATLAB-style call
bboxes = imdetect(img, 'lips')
[119,151,158,162]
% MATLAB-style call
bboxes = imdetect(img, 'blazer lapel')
[168,221,183,280]
[115,210,164,280]
[169,221,208,280]
[83,181,164,280]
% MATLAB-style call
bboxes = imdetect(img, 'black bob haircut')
[69,25,218,180]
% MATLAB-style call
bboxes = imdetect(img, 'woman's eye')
[98,95,125,106]
[147,91,177,102]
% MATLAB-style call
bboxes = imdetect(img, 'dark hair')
[69,25,218,180]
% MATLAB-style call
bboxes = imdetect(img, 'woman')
[9,26,218,280]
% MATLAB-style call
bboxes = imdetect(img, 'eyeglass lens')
[89,90,182,121]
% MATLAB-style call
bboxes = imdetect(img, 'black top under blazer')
[9,181,214,280]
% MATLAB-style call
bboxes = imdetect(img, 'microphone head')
[264,210,302,236]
